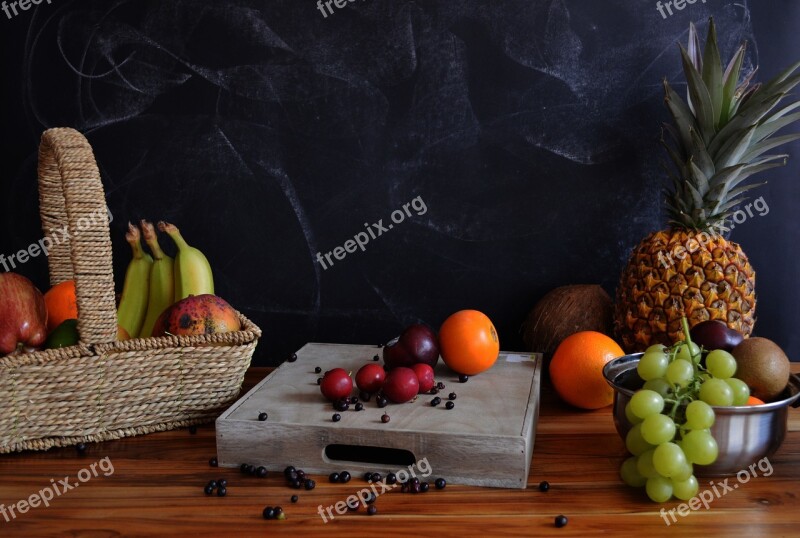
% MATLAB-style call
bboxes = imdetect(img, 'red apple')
[0,273,48,356]
[356,363,386,394]
[382,323,440,369]
[382,367,419,403]
[320,368,353,402]
[411,363,435,393]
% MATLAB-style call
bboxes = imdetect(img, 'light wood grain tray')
[216,343,542,488]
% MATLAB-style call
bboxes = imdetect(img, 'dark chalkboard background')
[1,0,798,365]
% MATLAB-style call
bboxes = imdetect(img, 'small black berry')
[207,480,218,489]
[381,414,390,423]
[364,492,377,504]
[437,382,445,390]
[256,466,268,478]
[459,374,469,383]
[445,401,455,410]
[273,506,283,517]
[304,479,316,490]
[204,484,215,495]
[371,473,382,483]
[317,377,322,385]
[289,353,298,362]
[367,505,377,515]
[339,471,351,483]
[377,343,384,348]
[262,506,275,519]
[209,457,218,467]
[351,396,359,404]
[539,480,550,492]
[286,470,298,482]
[217,486,227,497]
[364,472,374,482]
[218,479,227,488]
[284,466,296,476]
[258,412,268,421]
[360,391,371,401]
[332,413,341,422]
[76,443,87,454]
[290,479,301,489]
[329,472,340,483]
[314,366,322,373]
[449,392,457,400]
[386,473,397,485]
[555,515,568,528]
[189,425,198,434]
[420,481,430,492]
[377,397,388,408]
[355,402,364,411]
[373,354,380,361]
[334,400,349,411]
[431,397,441,406]
[247,465,257,475]
[291,495,299,503]
[241,463,250,473]
[435,478,446,489]
[430,387,439,394]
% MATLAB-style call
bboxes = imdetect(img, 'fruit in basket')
[355,363,386,394]
[0,272,48,355]
[614,18,800,352]
[117,223,153,338]
[151,294,241,337]
[382,367,419,403]
[689,320,744,353]
[383,324,440,369]
[43,280,77,332]
[158,222,214,300]
[439,310,499,376]
[320,368,353,402]
[44,319,79,349]
[139,220,175,338]
[731,337,790,401]
[549,331,623,409]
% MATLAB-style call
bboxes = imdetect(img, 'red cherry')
[355,363,386,394]
[320,368,353,402]
[410,363,435,393]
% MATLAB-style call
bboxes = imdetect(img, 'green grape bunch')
[619,318,749,502]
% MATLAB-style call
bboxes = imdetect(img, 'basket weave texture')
[0,128,261,453]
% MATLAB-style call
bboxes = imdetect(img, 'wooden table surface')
[1,365,799,537]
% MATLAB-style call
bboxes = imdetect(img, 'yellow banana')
[139,220,175,338]
[117,223,153,338]
[158,221,214,300]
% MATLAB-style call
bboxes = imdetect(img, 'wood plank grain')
[0,364,796,537]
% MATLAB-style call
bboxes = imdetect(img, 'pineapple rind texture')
[614,230,755,352]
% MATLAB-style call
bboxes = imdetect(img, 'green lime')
[45,319,79,349]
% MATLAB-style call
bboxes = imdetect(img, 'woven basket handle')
[37,128,118,346]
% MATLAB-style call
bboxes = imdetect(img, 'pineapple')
[615,18,800,352]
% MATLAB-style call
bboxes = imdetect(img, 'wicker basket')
[0,127,261,453]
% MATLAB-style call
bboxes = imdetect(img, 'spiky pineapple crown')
[663,18,800,231]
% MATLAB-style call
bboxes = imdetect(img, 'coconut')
[522,285,613,361]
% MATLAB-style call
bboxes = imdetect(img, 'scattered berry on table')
[554,515,568,528]
[258,412,268,421]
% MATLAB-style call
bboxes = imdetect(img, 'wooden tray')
[216,343,542,488]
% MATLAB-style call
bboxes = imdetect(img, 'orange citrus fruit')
[746,395,765,406]
[43,280,78,332]
[439,310,500,375]
[549,331,624,410]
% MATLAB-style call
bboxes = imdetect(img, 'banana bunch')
[117,221,215,338]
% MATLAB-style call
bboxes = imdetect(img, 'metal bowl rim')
[602,352,800,412]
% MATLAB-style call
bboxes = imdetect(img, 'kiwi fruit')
[731,337,791,402]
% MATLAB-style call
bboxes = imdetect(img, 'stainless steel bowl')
[603,353,800,476]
